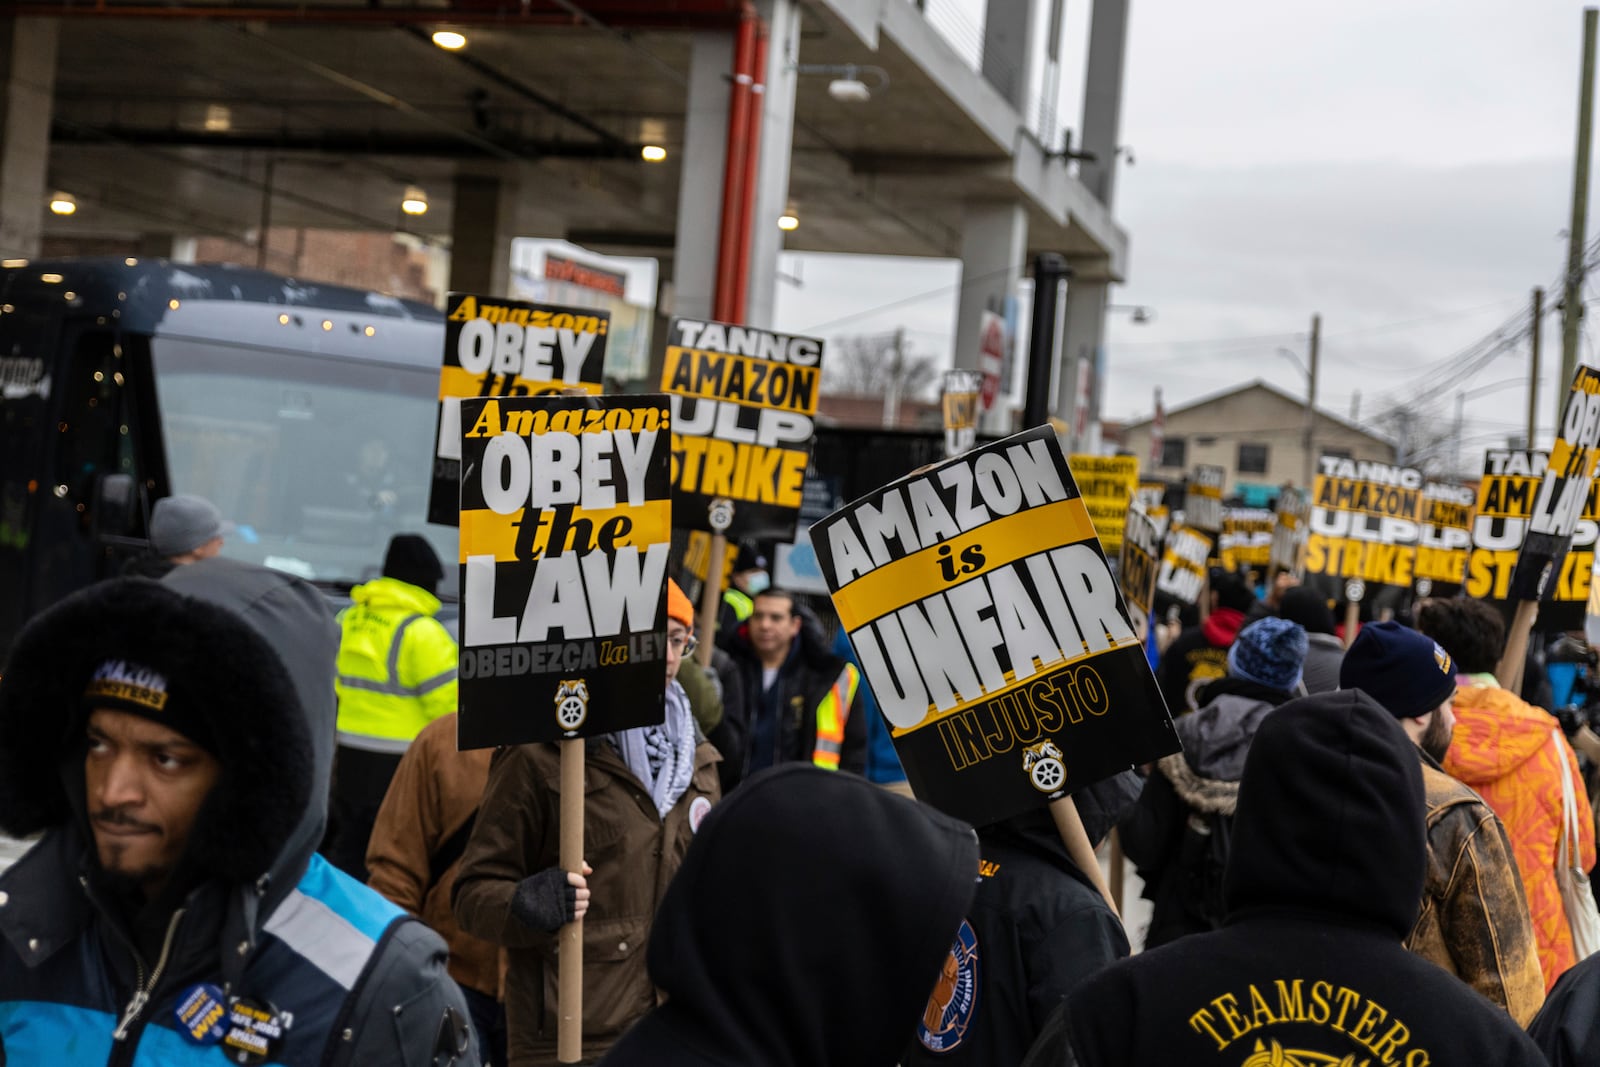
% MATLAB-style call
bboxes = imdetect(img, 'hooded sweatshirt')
[1022,690,1546,1067]
[1155,607,1247,713]
[1443,677,1597,990]
[597,765,979,1067]
[0,564,475,1066]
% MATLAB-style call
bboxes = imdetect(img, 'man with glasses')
[726,587,866,775]
[453,579,722,1065]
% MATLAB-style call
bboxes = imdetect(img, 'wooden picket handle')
[695,532,725,669]
[1107,828,1126,914]
[1494,600,1539,693]
[1050,796,1120,918]
[557,738,584,1063]
[1343,601,1360,649]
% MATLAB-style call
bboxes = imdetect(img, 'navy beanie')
[1338,620,1456,720]
[1228,617,1308,692]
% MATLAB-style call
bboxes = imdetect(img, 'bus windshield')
[151,335,458,597]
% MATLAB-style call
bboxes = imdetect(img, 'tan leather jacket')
[1406,754,1545,1025]
[453,737,720,1066]
[365,713,499,999]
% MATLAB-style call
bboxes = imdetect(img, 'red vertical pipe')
[713,10,758,322]
[730,18,768,324]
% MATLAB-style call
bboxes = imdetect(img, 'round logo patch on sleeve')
[916,918,980,1054]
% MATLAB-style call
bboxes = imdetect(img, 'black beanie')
[383,533,444,593]
[1338,620,1457,720]
[1279,586,1338,636]
[82,659,218,756]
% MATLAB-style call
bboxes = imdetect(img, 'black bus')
[0,257,454,654]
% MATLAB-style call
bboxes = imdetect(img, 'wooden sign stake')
[1342,601,1360,649]
[557,738,584,1063]
[1495,600,1539,692]
[1050,796,1120,918]
[696,498,735,669]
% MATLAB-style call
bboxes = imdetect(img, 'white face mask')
[746,571,771,596]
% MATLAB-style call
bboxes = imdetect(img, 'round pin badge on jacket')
[221,996,289,1065]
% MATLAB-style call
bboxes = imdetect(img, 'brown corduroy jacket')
[1406,754,1545,1025]
[365,713,501,999]
[452,736,720,1067]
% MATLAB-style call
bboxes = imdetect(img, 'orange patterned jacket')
[1442,679,1596,991]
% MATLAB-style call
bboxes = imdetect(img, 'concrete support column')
[448,172,515,297]
[1078,0,1131,208]
[0,18,59,259]
[1055,272,1108,452]
[669,32,732,322]
[744,0,801,330]
[953,201,1028,434]
[981,0,1040,114]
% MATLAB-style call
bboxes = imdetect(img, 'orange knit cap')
[667,579,696,631]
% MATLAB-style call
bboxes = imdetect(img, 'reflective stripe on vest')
[336,612,456,745]
[812,664,859,770]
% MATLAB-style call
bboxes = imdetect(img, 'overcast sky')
[772,0,1596,463]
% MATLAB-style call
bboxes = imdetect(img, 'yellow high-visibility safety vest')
[811,664,859,770]
[724,588,754,621]
[335,577,458,753]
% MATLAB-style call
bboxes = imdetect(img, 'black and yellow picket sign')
[1270,489,1309,574]
[1068,454,1140,556]
[1187,465,1225,534]
[1219,508,1274,572]
[428,292,610,525]
[1413,481,1474,599]
[455,394,671,749]
[1467,448,1600,630]
[1120,501,1163,637]
[1156,522,1212,607]
[1302,456,1424,614]
[661,317,824,541]
[810,426,1179,827]
[1507,366,1600,607]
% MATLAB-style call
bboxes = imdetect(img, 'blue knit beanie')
[1339,620,1456,720]
[1227,617,1308,692]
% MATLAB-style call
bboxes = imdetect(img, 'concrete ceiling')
[35,1,1093,265]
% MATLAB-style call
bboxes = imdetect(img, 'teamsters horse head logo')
[1022,740,1066,793]
[554,679,590,733]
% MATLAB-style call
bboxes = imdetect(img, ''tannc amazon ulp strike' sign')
[1507,366,1600,604]
[456,394,671,749]
[1468,449,1600,631]
[429,293,609,525]
[662,318,823,541]
[810,426,1179,827]
[1303,456,1423,614]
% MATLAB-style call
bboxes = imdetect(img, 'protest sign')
[1303,456,1424,617]
[1414,481,1474,599]
[1156,523,1212,608]
[811,426,1179,827]
[428,294,610,525]
[942,369,981,457]
[661,317,823,541]
[1069,454,1139,556]
[1508,367,1600,604]
[1219,508,1274,572]
[1270,489,1309,575]
[1120,502,1162,637]
[1187,465,1225,533]
[455,394,671,749]
[676,530,740,600]
[1466,449,1600,632]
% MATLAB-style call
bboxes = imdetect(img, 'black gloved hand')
[511,866,578,933]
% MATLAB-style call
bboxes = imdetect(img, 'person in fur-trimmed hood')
[0,569,476,1065]
[1121,616,1306,948]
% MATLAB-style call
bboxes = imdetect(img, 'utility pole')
[1530,286,1544,446]
[881,327,905,429]
[1024,254,1069,429]
[1301,313,1321,490]
[1454,390,1465,477]
[1560,7,1598,416]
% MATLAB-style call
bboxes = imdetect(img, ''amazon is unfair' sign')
[662,318,823,541]
[810,426,1179,827]
[429,293,609,525]
[456,394,671,749]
